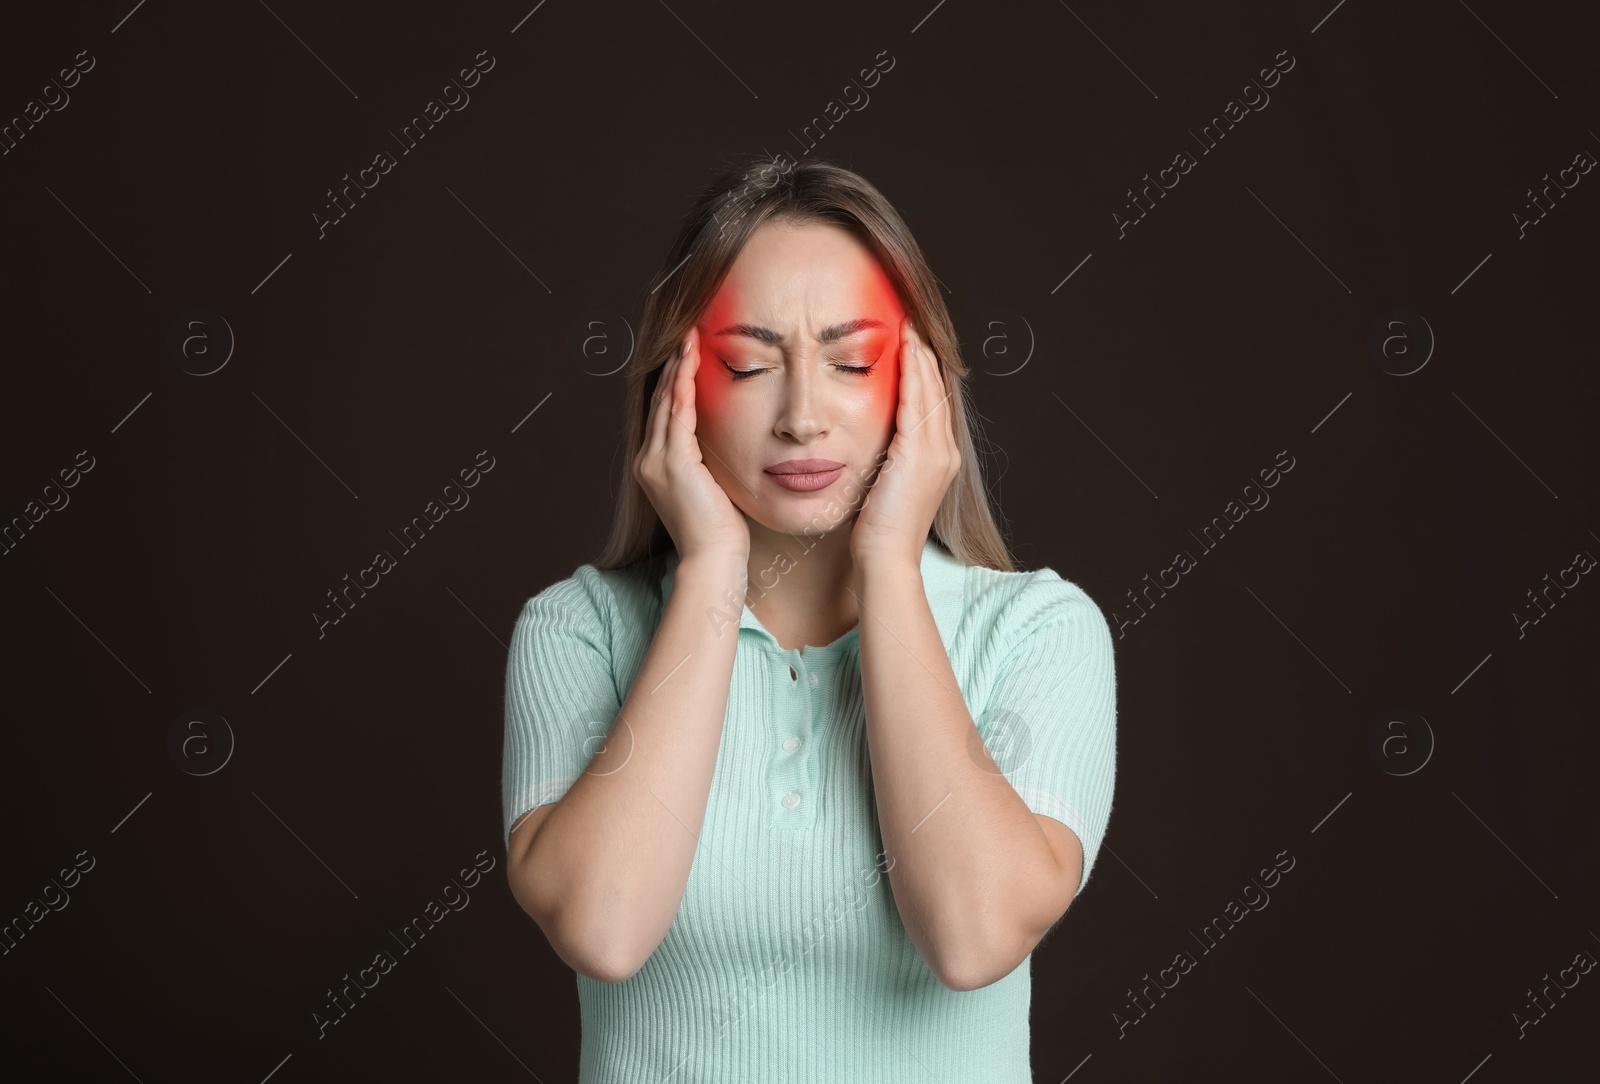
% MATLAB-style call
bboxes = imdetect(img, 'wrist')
[677,549,749,586]
[851,547,923,589]
[851,531,924,567]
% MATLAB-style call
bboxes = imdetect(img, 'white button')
[807,673,819,687]
[782,737,801,754]
[782,792,800,809]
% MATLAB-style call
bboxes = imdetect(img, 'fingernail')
[682,335,692,357]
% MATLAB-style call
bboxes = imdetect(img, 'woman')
[502,153,1117,1082]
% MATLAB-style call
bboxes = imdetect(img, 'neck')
[742,520,859,634]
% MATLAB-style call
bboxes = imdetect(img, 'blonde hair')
[593,152,1015,573]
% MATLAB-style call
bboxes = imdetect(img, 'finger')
[908,322,946,438]
[646,355,675,452]
[900,318,922,429]
[666,328,699,453]
[645,341,684,457]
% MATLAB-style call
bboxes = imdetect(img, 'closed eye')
[720,357,764,380]
[720,358,878,380]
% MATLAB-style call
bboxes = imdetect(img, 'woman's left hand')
[850,317,960,571]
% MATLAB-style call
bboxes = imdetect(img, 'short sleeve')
[981,571,1117,902]
[501,566,620,852]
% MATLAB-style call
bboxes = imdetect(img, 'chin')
[763,505,859,540]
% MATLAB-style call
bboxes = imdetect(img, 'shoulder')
[516,553,672,633]
[961,561,1114,659]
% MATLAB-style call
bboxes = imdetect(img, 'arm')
[855,557,1084,991]
[506,551,747,982]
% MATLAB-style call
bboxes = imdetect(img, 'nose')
[773,359,827,442]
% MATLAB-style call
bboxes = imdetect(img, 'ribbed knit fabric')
[502,537,1118,1083]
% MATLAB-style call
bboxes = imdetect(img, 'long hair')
[593,152,1015,573]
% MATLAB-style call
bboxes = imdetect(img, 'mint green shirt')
[502,537,1117,1083]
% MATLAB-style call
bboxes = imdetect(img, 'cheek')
[838,372,896,436]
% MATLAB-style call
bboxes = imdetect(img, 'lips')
[764,461,845,493]
[765,459,846,475]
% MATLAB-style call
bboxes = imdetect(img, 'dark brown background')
[2,0,1596,1080]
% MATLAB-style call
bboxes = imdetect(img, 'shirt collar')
[657,537,968,654]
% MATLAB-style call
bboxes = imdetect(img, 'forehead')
[706,221,899,319]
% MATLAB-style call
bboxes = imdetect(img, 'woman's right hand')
[633,326,751,564]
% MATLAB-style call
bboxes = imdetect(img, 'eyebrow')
[711,317,887,345]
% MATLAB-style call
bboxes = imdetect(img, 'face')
[691,220,906,542]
